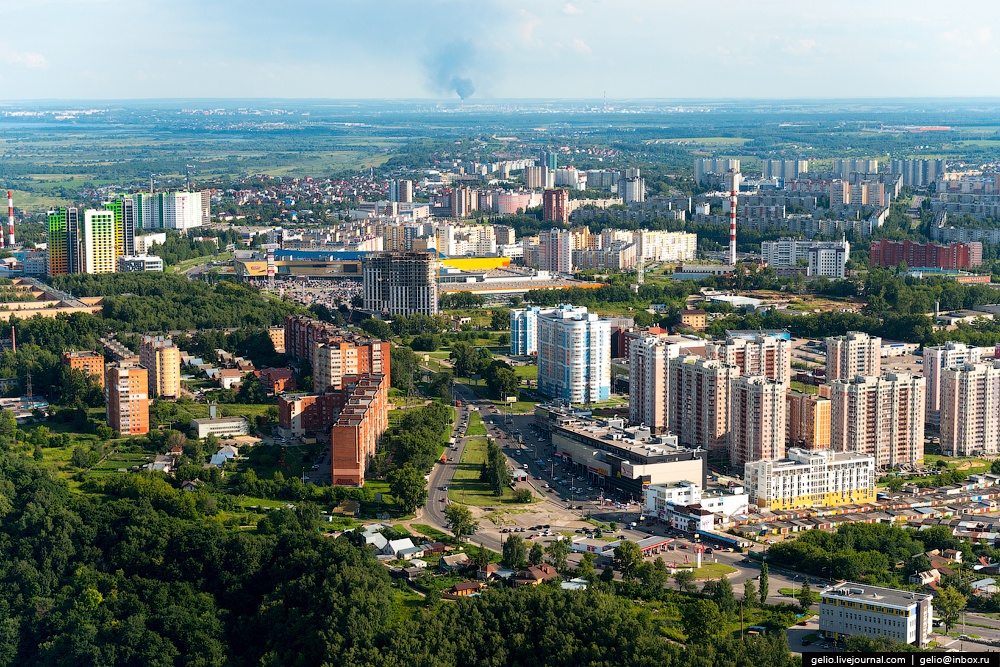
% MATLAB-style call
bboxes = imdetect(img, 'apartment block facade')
[939,361,1000,457]
[830,373,926,467]
[924,341,984,426]
[745,448,875,511]
[362,251,438,317]
[729,375,786,466]
[761,238,850,279]
[105,360,149,436]
[330,373,389,487]
[629,336,680,433]
[537,305,610,403]
[538,228,572,274]
[313,336,389,392]
[825,331,881,382]
[61,350,105,388]
[543,189,569,223]
[668,356,740,458]
[870,239,981,270]
[140,336,181,400]
[706,333,792,386]
[786,390,831,451]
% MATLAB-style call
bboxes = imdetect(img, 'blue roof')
[275,249,451,261]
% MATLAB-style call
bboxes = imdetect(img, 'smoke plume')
[425,39,478,100]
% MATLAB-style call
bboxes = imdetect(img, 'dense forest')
[0,452,806,667]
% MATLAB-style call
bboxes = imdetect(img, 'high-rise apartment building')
[538,228,572,274]
[825,331,881,382]
[939,361,1000,457]
[870,239,981,270]
[924,341,984,426]
[629,336,681,433]
[761,159,808,181]
[786,390,831,451]
[61,351,106,388]
[890,158,946,187]
[389,179,413,203]
[633,230,697,262]
[82,209,116,274]
[451,186,474,218]
[543,189,569,223]
[832,159,878,175]
[105,360,149,436]
[362,251,438,317]
[133,191,209,230]
[313,336,390,392]
[668,356,740,458]
[139,336,181,400]
[745,448,875,511]
[706,334,792,386]
[730,375,786,466]
[330,373,389,487]
[830,373,926,467]
[694,158,740,184]
[761,238,850,279]
[510,306,557,356]
[525,166,552,189]
[537,305,610,403]
[104,196,136,261]
[46,207,80,276]
[621,177,645,204]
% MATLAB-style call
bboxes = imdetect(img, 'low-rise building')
[679,309,706,330]
[190,416,250,439]
[819,582,933,646]
[744,448,875,511]
[259,367,296,393]
[117,254,164,272]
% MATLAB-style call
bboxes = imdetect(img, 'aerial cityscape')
[4,2,1000,666]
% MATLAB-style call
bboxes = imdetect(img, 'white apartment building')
[761,159,808,181]
[537,305,610,403]
[830,373,926,468]
[825,331,881,381]
[819,582,933,647]
[695,158,741,184]
[940,361,1000,457]
[633,230,697,262]
[729,375,786,466]
[643,481,749,519]
[538,228,572,274]
[629,336,681,433]
[761,238,850,279]
[134,191,209,230]
[744,448,875,511]
[832,159,879,175]
[706,334,792,387]
[82,209,116,274]
[923,341,984,426]
[511,306,556,356]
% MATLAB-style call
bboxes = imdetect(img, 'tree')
[529,541,544,565]
[502,534,527,568]
[886,476,904,492]
[681,599,726,644]
[743,579,759,608]
[490,310,510,331]
[360,318,392,340]
[936,585,967,634]
[444,503,477,540]
[514,488,532,503]
[474,547,492,570]
[599,566,615,583]
[236,373,267,404]
[387,464,428,514]
[712,575,737,619]
[759,563,769,604]
[609,522,617,531]
[797,581,815,611]
[673,568,695,592]
[545,538,570,572]
[613,540,643,581]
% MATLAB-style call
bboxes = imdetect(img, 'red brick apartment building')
[870,239,982,270]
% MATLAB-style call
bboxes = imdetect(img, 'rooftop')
[820,581,933,608]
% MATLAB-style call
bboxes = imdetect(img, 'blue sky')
[0,0,998,100]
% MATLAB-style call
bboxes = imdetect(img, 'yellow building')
[786,390,831,450]
[140,336,181,400]
[744,448,875,511]
[680,309,707,331]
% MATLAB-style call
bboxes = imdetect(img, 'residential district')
[8,150,1000,657]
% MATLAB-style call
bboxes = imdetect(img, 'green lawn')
[689,563,738,579]
[466,412,487,436]
[410,524,451,542]
[447,438,518,506]
[512,365,537,381]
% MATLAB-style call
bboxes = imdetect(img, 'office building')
[761,238,850,279]
[313,336,390,392]
[538,228,572,274]
[706,334,792,386]
[117,254,164,272]
[105,360,149,436]
[730,375,786,466]
[389,179,413,203]
[629,336,681,433]
[830,373,926,467]
[538,305,610,403]
[826,331,881,382]
[134,191,209,230]
[362,251,438,316]
[924,341,984,426]
[61,351,105,388]
[104,196,136,261]
[329,373,389,487]
[819,582,932,647]
[82,209,116,274]
[190,416,249,439]
[939,361,1000,457]
[761,159,808,181]
[668,356,740,458]
[786,390,831,451]
[140,336,181,400]
[46,207,80,276]
[744,448,875,510]
[694,158,740,184]
[870,239,981,270]
[543,189,569,223]
[22,250,47,277]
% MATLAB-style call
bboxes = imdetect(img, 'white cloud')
[562,3,581,14]
[0,43,47,68]
[518,9,544,46]
[782,38,817,55]
[572,38,591,54]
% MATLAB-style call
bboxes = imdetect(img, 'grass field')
[689,563,739,579]
[466,412,487,436]
[448,437,517,506]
